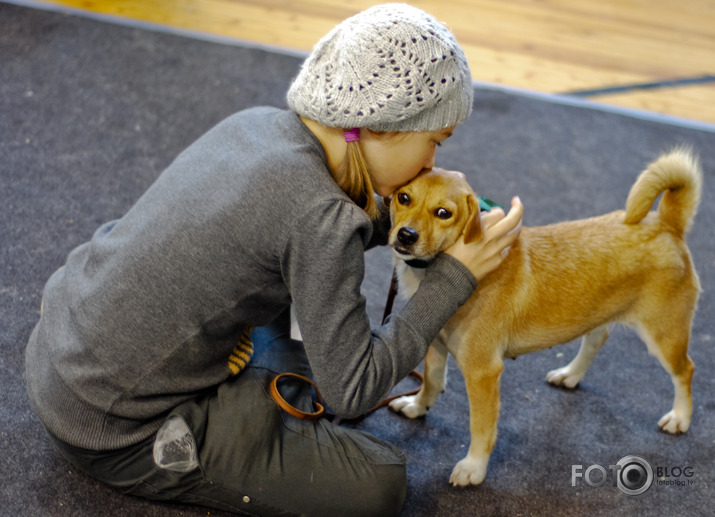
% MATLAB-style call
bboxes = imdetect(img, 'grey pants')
[49,314,407,516]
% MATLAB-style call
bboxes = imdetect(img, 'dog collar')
[404,258,432,269]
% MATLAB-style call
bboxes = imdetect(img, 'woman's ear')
[463,195,483,243]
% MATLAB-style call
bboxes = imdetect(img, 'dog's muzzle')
[392,226,433,268]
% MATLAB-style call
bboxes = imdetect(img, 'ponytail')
[335,135,379,219]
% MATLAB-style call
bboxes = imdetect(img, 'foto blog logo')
[572,455,695,495]
[572,455,653,495]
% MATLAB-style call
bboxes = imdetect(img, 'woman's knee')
[345,462,407,517]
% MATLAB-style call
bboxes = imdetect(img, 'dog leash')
[270,372,326,420]
[270,369,424,424]
[381,269,400,324]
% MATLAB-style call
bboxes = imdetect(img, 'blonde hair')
[335,138,379,219]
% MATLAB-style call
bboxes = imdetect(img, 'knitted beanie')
[286,3,473,132]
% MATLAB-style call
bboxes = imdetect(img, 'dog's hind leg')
[546,325,610,388]
[389,331,449,418]
[634,320,694,434]
[450,356,504,486]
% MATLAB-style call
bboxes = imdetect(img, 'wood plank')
[588,84,715,125]
[34,0,715,124]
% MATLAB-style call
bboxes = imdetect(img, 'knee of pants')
[344,462,407,517]
[299,425,407,516]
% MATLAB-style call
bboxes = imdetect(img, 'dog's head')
[389,168,482,265]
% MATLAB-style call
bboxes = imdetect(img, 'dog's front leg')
[450,357,504,486]
[389,331,449,418]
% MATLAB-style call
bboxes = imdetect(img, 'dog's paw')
[545,366,583,389]
[449,455,489,486]
[658,410,690,434]
[388,395,428,419]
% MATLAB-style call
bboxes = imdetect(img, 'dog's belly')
[443,303,609,361]
[502,324,603,359]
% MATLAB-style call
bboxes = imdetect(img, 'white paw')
[546,366,584,389]
[449,455,489,486]
[388,395,428,419]
[658,410,690,434]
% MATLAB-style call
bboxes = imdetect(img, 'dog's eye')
[435,208,452,219]
[397,193,411,206]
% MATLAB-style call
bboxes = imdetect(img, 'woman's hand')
[445,196,524,281]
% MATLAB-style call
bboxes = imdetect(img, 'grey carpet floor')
[2,3,714,515]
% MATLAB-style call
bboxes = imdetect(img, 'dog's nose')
[397,227,419,246]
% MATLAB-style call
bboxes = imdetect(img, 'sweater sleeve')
[282,199,476,418]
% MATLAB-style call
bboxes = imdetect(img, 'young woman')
[26,4,523,516]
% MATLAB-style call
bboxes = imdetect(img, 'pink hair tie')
[344,128,360,143]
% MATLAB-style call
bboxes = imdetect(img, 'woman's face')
[361,127,455,198]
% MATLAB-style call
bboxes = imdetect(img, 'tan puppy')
[388,149,702,486]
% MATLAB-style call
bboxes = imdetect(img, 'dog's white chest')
[396,261,426,300]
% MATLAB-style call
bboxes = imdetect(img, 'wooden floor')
[33,0,715,125]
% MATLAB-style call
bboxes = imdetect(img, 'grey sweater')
[25,107,476,450]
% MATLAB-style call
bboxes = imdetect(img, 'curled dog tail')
[624,148,703,235]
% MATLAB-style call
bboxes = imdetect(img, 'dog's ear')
[463,195,483,243]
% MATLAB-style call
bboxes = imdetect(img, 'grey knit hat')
[287,3,473,132]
